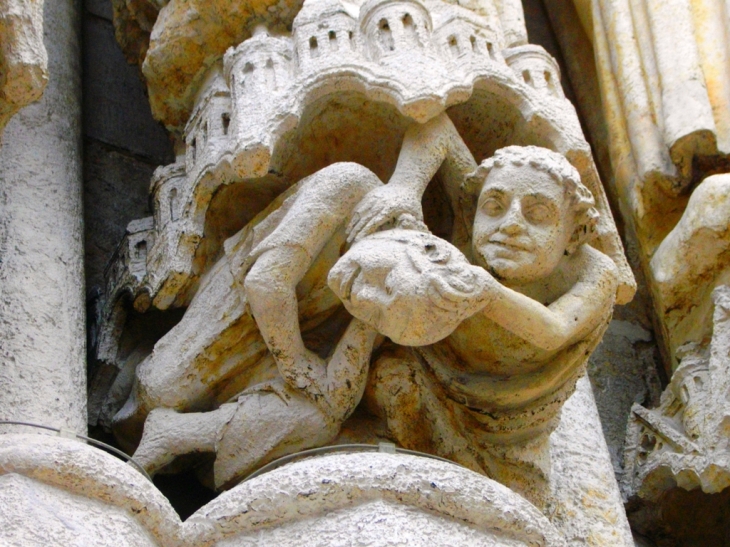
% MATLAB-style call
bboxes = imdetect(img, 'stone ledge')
[0,434,566,546]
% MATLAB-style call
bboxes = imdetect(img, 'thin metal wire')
[0,420,152,482]
[244,442,464,482]
[1,422,463,485]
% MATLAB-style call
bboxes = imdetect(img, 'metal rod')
[244,442,463,482]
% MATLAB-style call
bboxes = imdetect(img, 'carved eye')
[481,198,503,216]
[524,203,553,224]
[424,242,450,264]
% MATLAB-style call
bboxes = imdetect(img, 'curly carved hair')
[463,145,600,254]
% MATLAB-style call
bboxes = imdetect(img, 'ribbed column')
[0,0,85,433]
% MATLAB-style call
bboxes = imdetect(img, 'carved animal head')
[328,228,491,345]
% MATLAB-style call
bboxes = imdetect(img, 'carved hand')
[426,264,496,316]
[346,184,424,243]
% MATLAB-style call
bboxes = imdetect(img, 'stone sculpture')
[90,0,634,535]
[577,0,730,507]
[124,120,618,507]
[624,285,730,500]
[363,145,617,503]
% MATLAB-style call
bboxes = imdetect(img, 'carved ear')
[565,208,600,254]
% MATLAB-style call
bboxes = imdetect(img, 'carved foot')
[131,408,186,476]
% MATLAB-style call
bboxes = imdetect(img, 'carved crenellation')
[624,285,730,501]
[503,45,564,100]
[292,0,359,70]
[433,9,504,66]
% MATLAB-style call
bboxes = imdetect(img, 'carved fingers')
[346,185,424,243]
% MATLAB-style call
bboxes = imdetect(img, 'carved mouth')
[488,238,531,252]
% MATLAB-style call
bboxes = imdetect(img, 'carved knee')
[311,162,381,200]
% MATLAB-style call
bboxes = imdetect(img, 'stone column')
[0,0,85,433]
[549,375,635,546]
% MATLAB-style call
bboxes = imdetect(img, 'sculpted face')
[472,164,573,284]
[328,229,490,346]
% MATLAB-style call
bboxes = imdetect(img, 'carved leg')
[132,405,236,476]
[213,381,336,490]
[243,163,382,395]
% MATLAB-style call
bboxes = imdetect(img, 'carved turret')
[503,44,564,99]
[359,0,433,62]
[433,7,504,64]
[223,27,293,148]
[183,67,232,179]
[293,0,359,72]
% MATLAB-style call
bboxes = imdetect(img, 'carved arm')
[480,246,618,351]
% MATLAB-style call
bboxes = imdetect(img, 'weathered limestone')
[0,0,48,136]
[550,376,635,546]
[82,0,637,543]
[0,434,181,547]
[584,0,730,369]
[573,0,730,509]
[624,286,730,500]
[111,0,534,131]
[0,435,568,546]
[185,451,568,546]
[0,0,86,433]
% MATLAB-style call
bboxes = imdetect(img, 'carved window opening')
[470,35,477,53]
[189,138,196,163]
[309,36,320,58]
[522,69,532,86]
[169,188,179,222]
[221,113,230,135]
[379,19,394,51]
[265,58,276,88]
[486,42,494,58]
[402,14,419,47]
[135,240,147,261]
[544,70,553,93]
[348,30,354,49]
[329,30,338,51]
[242,62,254,87]
[448,35,459,57]
[201,122,208,148]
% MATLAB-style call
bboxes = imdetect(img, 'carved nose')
[501,205,525,235]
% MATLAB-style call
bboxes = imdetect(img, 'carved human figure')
[128,126,490,486]
[126,115,617,500]
[340,145,618,503]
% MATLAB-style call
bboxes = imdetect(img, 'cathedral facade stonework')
[1,0,729,545]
